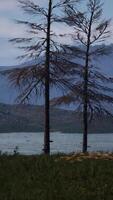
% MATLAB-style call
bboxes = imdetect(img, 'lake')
[0,132,113,155]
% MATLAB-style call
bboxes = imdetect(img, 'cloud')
[0,0,47,12]
[0,0,113,66]
[0,0,25,38]
[0,0,18,11]
[0,17,26,38]
[0,0,48,39]
[108,20,113,43]
[0,38,21,65]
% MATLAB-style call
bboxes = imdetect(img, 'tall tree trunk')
[82,10,93,153]
[44,0,52,154]
[83,49,89,153]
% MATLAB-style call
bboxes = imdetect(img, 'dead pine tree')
[44,0,52,155]
[52,0,113,152]
[7,0,79,154]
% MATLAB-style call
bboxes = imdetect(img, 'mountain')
[0,103,113,133]
[0,104,113,133]
[0,45,113,133]
[0,44,113,104]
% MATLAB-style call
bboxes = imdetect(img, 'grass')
[0,154,113,199]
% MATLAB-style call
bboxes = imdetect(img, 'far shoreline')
[0,131,113,134]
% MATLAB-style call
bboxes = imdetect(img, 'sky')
[0,0,113,66]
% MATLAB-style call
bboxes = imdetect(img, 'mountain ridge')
[0,103,113,133]
[0,44,113,104]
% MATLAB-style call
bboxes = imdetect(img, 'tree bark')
[83,47,89,153]
[82,10,93,153]
[44,0,52,154]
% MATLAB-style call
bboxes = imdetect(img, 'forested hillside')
[0,103,113,133]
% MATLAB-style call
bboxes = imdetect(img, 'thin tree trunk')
[44,0,52,154]
[82,10,93,153]
[83,49,89,153]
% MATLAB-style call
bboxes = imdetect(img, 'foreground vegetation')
[0,153,113,199]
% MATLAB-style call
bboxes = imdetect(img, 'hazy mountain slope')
[0,103,113,133]
[0,44,113,104]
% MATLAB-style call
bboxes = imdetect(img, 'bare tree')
[52,0,113,152]
[7,0,79,154]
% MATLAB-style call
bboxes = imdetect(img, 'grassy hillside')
[0,103,113,133]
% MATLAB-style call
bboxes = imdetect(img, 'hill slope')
[0,103,113,133]
[0,44,113,104]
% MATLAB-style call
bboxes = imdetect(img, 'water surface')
[0,132,113,155]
